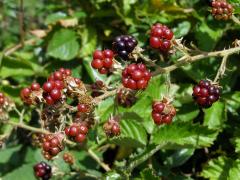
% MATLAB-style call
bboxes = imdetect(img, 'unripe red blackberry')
[63,152,74,165]
[151,99,176,125]
[103,116,121,137]
[91,49,114,74]
[211,0,233,20]
[65,123,88,143]
[149,23,173,52]
[42,134,64,160]
[77,103,90,113]
[33,161,52,180]
[192,80,220,108]
[117,88,136,107]
[112,35,138,60]
[122,63,151,90]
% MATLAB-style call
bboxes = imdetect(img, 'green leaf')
[140,168,159,180]
[165,148,195,168]
[110,118,147,148]
[0,56,34,78]
[151,122,217,149]
[0,145,22,164]
[203,101,226,130]
[173,21,191,38]
[96,97,115,123]
[45,12,67,24]
[142,75,167,99]
[47,29,80,61]
[201,156,240,180]
[233,138,240,153]
[195,22,223,50]
[79,26,97,57]
[2,164,35,180]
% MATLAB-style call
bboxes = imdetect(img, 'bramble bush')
[1,0,240,179]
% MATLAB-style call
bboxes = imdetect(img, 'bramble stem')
[152,46,240,76]
[213,55,228,83]
[4,120,111,172]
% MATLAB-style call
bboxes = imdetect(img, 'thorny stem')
[3,121,111,172]
[213,55,228,83]
[152,46,240,76]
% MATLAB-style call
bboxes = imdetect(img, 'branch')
[3,121,111,172]
[152,46,240,76]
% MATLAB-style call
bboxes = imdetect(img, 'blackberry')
[122,63,151,90]
[211,0,233,20]
[112,35,138,60]
[151,99,176,125]
[192,80,220,108]
[33,161,52,180]
[150,23,173,52]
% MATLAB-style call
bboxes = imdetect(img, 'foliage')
[1,0,240,179]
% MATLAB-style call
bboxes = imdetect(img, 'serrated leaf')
[110,118,147,148]
[151,122,217,149]
[47,29,80,61]
[173,21,191,38]
[203,101,226,130]
[201,156,240,180]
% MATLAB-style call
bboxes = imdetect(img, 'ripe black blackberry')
[112,35,138,60]
[192,80,220,108]
[33,161,52,180]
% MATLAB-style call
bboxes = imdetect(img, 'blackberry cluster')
[150,23,173,52]
[122,63,151,90]
[20,82,41,104]
[63,152,74,165]
[91,50,114,74]
[103,116,121,137]
[211,0,233,20]
[151,99,176,125]
[42,68,71,105]
[0,93,5,106]
[192,80,220,108]
[65,123,88,143]
[42,134,64,160]
[91,80,105,97]
[117,88,136,107]
[112,35,138,60]
[33,161,52,180]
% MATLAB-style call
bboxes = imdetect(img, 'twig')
[232,15,240,25]
[3,120,111,172]
[213,55,228,83]
[6,121,50,134]
[152,46,240,76]
[87,148,111,172]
